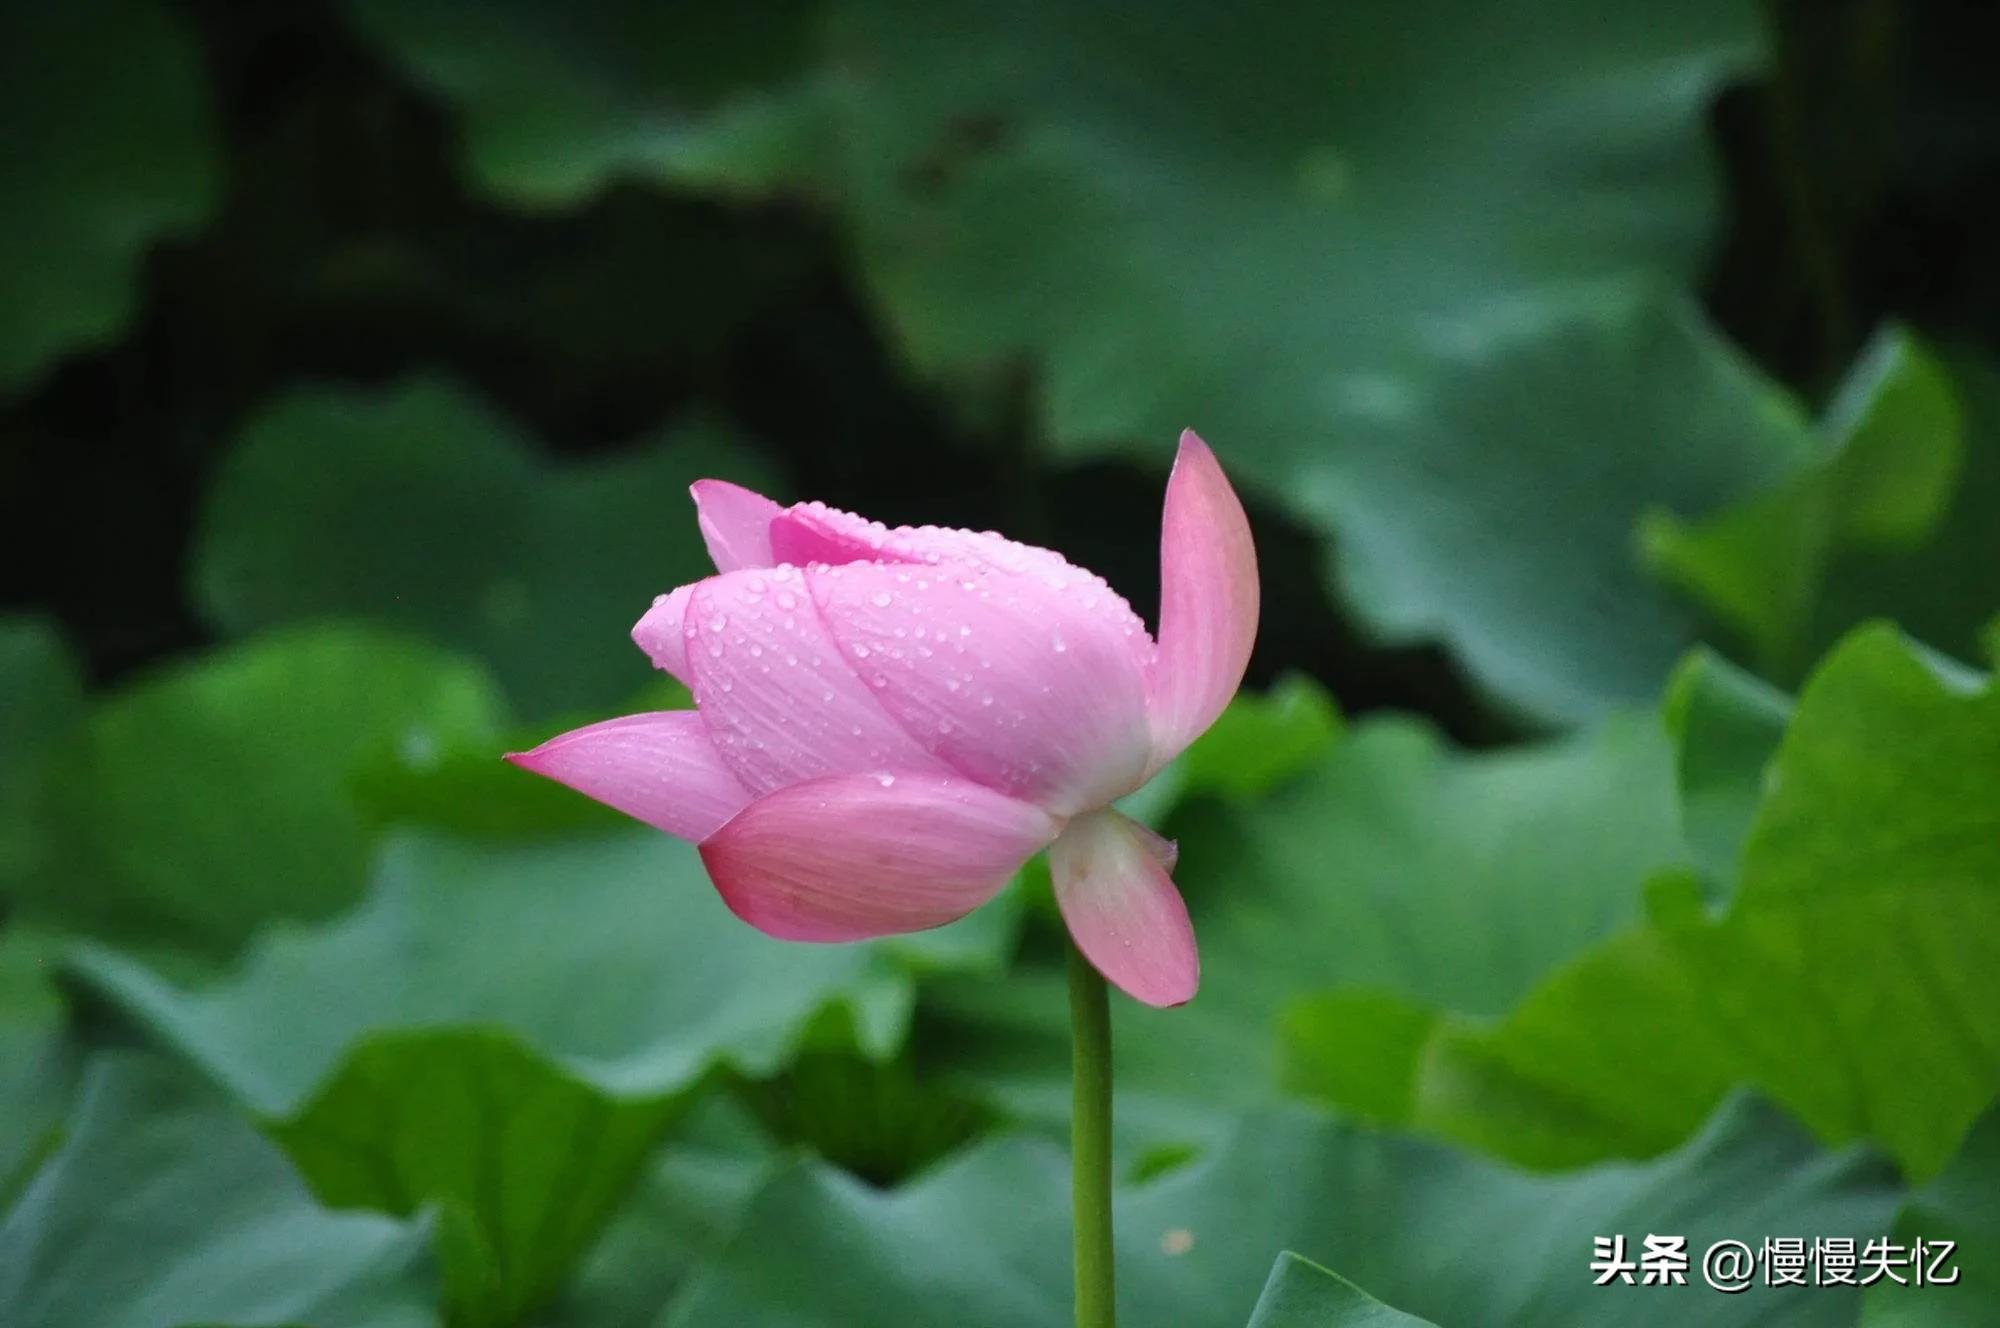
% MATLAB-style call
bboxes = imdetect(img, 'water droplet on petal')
[871,591,893,608]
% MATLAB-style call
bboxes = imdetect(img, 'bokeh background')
[3,3,1999,1326]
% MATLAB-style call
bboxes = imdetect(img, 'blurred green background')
[4,2,1999,1326]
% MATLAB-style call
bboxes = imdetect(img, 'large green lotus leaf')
[72,828,927,1109]
[1796,353,2000,674]
[1245,1254,1438,1328]
[0,1054,437,1328]
[269,1031,686,1328]
[193,378,775,717]
[0,616,84,899]
[1285,626,2000,1178]
[662,1096,1899,1328]
[344,1,828,206]
[1645,327,1963,677]
[1864,1103,2000,1326]
[1660,648,1792,895]
[71,827,1010,1324]
[0,1,218,392]
[1302,290,1806,722]
[923,708,1687,1156]
[546,1093,779,1328]
[25,625,506,961]
[821,2,1805,722]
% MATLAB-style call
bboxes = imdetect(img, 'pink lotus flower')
[508,431,1258,1006]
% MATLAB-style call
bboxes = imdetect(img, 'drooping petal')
[632,582,697,684]
[691,479,783,571]
[699,772,1058,940]
[1147,430,1259,773]
[809,560,1153,815]
[506,711,752,841]
[685,565,952,794]
[1049,809,1198,1007]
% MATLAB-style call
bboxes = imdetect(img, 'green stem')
[1068,939,1115,1328]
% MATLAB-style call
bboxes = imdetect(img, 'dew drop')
[871,591,893,608]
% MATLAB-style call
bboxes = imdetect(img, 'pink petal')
[685,565,952,794]
[692,479,783,571]
[1147,430,1259,773]
[632,583,697,684]
[809,560,1153,815]
[771,501,1092,584]
[1050,810,1198,1007]
[699,772,1058,940]
[506,711,752,841]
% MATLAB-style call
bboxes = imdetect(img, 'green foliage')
[342,0,1814,721]
[343,1,827,205]
[193,379,776,717]
[0,1055,436,1328]
[1646,327,1964,677]
[0,617,84,898]
[69,827,1012,1324]
[925,707,1689,1155]
[1864,1105,2000,1326]
[23,625,507,961]
[0,932,70,1199]
[1244,1255,1438,1328]
[663,1097,1896,1327]
[10,1,2000,1324]
[0,1,218,391]
[1283,627,2000,1178]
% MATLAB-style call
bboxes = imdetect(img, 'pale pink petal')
[506,711,752,841]
[631,583,697,684]
[1126,817,1179,872]
[699,772,1058,940]
[809,561,1153,815]
[685,565,952,794]
[1147,430,1259,773]
[692,479,783,571]
[1049,809,1198,1007]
